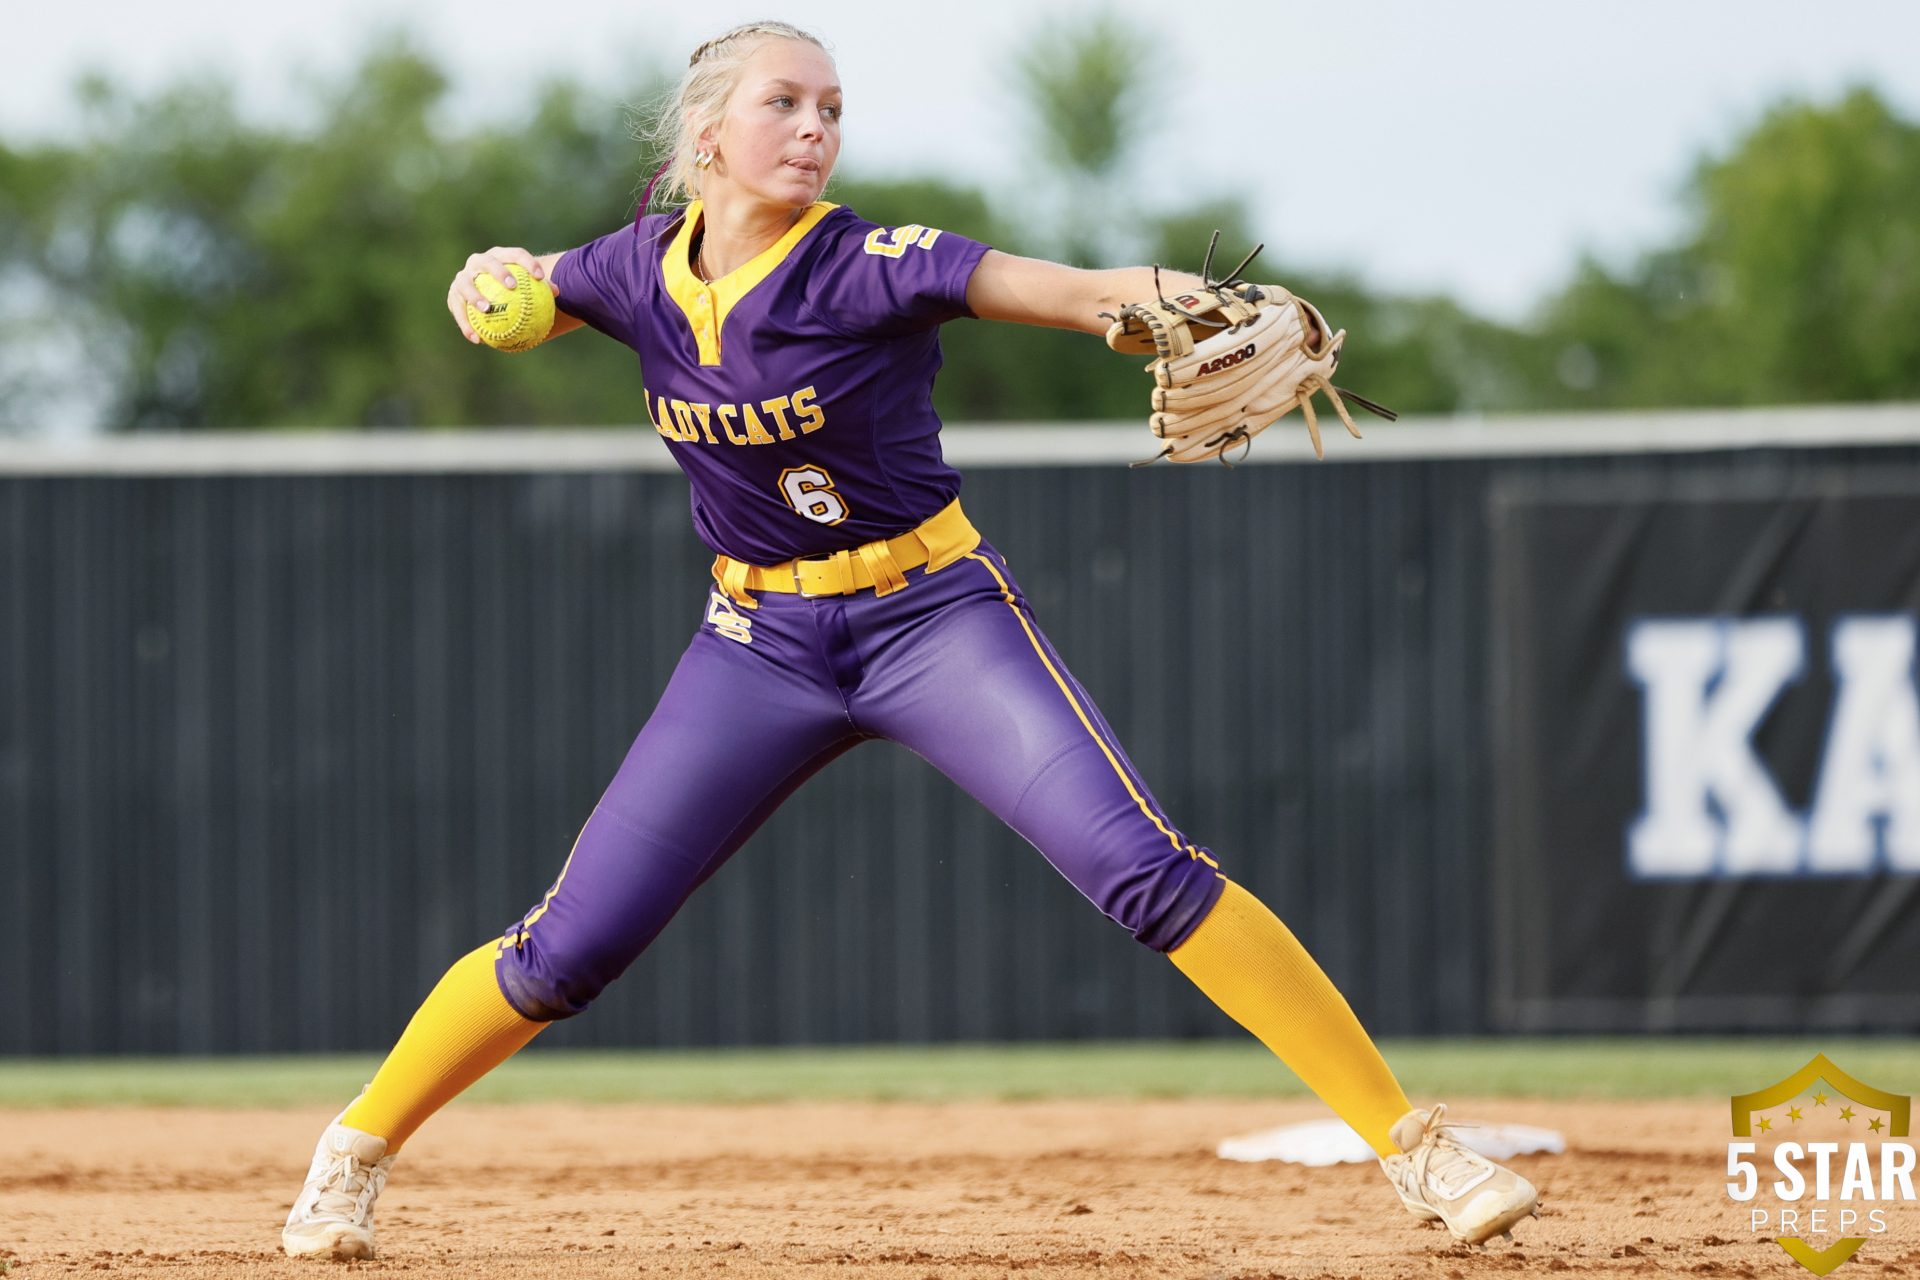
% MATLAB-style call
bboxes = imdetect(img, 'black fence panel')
[4,435,1918,1053]
[1490,466,1920,1031]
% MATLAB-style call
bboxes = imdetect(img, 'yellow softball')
[466,266,556,353]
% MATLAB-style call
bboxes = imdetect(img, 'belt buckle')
[795,547,855,598]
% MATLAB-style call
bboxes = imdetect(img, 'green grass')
[0,1038,1914,1109]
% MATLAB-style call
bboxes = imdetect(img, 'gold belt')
[710,498,981,608]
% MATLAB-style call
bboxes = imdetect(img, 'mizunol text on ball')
[1726,1142,1917,1202]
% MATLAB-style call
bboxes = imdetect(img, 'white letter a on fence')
[1808,617,1920,873]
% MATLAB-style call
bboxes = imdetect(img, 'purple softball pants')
[494,538,1226,1021]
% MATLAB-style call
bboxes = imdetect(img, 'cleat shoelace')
[308,1151,382,1222]
[1403,1105,1495,1200]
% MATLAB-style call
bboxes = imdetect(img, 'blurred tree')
[1693,85,1920,403]
[1534,85,1920,409]
[991,23,1557,422]
[1009,11,1153,267]
[0,26,1559,433]
[2,41,665,431]
[0,139,91,426]
[7,40,1916,434]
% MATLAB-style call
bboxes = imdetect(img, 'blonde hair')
[635,21,832,212]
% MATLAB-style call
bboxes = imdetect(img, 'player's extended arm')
[446,248,586,345]
[964,250,1209,337]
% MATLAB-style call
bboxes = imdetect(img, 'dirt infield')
[7,1098,1916,1278]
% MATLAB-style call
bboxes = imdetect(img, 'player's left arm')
[964,250,1208,337]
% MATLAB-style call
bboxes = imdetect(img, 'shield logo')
[1730,1054,1912,1275]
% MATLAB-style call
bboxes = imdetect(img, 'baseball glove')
[1105,235,1396,465]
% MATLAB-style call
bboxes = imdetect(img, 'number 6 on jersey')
[779,465,850,525]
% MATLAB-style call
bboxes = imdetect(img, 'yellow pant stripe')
[509,809,595,945]
[964,552,1219,868]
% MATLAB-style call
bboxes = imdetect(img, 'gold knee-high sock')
[340,942,545,1152]
[1170,879,1411,1157]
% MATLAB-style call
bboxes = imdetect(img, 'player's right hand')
[448,248,547,344]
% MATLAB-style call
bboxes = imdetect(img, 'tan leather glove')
[1106,238,1395,464]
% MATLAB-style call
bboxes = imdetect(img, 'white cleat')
[1379,1105,1539,1246]
[282,1116,396,1260]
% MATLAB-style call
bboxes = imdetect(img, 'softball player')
[283,20,1537,1260]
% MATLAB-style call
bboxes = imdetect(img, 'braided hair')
[635,20,832,216]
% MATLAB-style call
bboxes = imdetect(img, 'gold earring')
[695,151,714,170]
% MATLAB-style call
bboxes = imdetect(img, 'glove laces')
[1116,230,1400,468]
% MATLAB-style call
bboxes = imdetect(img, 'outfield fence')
[4,405,1918,1054]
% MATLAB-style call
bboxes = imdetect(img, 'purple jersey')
[552,201,993,563]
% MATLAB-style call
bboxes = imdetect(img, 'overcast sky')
[10,1,1920,320]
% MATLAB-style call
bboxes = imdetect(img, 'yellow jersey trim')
[663,200,839,366]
